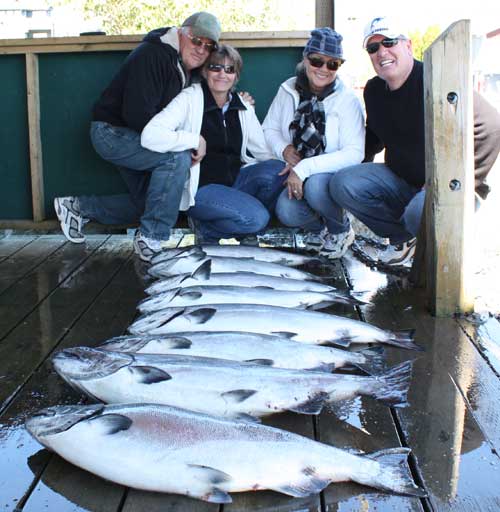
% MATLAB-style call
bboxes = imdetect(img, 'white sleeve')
[244,107,274,162]
[293,93,366,180]
[262,87,291,161]
[141,90,200,153]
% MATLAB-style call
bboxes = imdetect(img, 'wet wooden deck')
[1,232,500,512]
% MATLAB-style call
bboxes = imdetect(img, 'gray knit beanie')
[303,27,344,62]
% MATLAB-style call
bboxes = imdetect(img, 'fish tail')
[353,346,385,374]
[360,447,427,497]
[326,290,368,306]
[369,361,413,407]
[386,329,424,351]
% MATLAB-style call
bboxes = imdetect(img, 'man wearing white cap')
[329,16,500,269]
[54,12,222,262]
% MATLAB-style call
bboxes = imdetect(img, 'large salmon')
[26,403,427,502]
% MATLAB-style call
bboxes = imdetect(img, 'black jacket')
[198,81,246,187]
[364,59,500,197]
[92,28,195,133]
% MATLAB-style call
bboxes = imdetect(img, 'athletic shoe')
[377,238,417,267]
[54,196,86,244]
[319,228,355,259]
[133,230,163,263]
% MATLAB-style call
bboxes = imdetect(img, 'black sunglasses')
[366,38,401,54]
[307,56,342,71]
[186,32,217,52]
[207,63,236,74]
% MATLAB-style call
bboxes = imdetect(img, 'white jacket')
[262,76,365,181]
[141,83,273,210]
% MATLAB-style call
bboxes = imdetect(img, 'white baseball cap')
[362,16,409,49]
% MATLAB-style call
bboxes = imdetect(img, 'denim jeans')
[275,172,350,235]
[188,159,286,242]
[329,162,419,244]
[78,121,191,241]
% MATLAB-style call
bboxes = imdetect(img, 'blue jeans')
[188,159,286,242]
[329,162,419,244]
[79,121,191,241]
[275,172,350,235]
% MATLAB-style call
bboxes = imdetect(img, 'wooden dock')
[1,232,500,511]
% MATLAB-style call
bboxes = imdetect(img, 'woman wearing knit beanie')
[263,27,365,259]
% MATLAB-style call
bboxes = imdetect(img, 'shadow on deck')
[1,232,500,511]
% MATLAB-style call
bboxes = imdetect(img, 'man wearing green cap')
[54,12,222,262]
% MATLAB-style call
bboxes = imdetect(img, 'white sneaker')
[304,230,324,252]
[377,238,416,267]
[54,196,86,243]
[133,230,163,263]
[319,228,355,259]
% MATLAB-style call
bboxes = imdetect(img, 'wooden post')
[25,52,45,221]
[424,20,474,316]
[315,0,334,28]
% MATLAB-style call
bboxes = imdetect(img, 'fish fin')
[185,307,217,324]
[176,288,203,299]
[203,488,232,504]
[327,338,351,347]
[270,467,330,497]
[309,362,337,372]
[270,331,297,339]
[234,413,261,423]
[162,336,192,349]
[289,391,329,415]
[89,414,132,435]
[191,260,212,281]
[129,366,172,384]
[363,447,427,497]
[254,286,274,290]
[353,346,386,375]
[99,335,147,352]
[369,361,413,407]
[221,389,257,403]
[244,358,274,366]
[187,464,232,485]
[386,329,423,351]
[325,290,369,306]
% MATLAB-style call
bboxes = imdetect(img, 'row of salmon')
[26,243,427,503]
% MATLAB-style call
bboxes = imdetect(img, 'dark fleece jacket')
[92,28,195,133]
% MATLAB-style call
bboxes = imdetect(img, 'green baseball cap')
[182,12,221,43]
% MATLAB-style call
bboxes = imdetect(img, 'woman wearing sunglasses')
[141,45,284,244]
[263,28,365,259]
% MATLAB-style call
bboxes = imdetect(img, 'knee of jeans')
[303,176,330,208]
[252,208,270,231]
[275,196,300,227]
[329,170,361,205]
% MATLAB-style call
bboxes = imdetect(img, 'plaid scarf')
[289,66,336,158]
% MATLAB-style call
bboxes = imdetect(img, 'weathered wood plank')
[0,240,140,511]
[0,235,38,262]
[0,236,106,341]
[344,254,500,511]
[0,236,132,413]
[424,20,475,316]
[0,235,67,296]
[0,31,309,55]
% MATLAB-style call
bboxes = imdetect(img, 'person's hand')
[282,144,302,167]
[191,135,206,165]
[239,91,255,106]
[281,166,303,200]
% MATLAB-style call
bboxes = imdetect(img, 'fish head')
[148,252,207,278]
[52,347,133,381]
[26,404,104,442]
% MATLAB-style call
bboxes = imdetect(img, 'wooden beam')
[0,31,309,55]
[424,20,474,316]
[315,0,334,28]
[25,52,45,222]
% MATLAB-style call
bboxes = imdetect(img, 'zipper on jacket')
[221,110,233,184]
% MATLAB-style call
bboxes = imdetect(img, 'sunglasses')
[207,63,236,74]
[185,32,217,52]
[307,56,342,71]
[366,38,401,54]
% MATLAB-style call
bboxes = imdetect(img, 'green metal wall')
[0,46,302,220]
